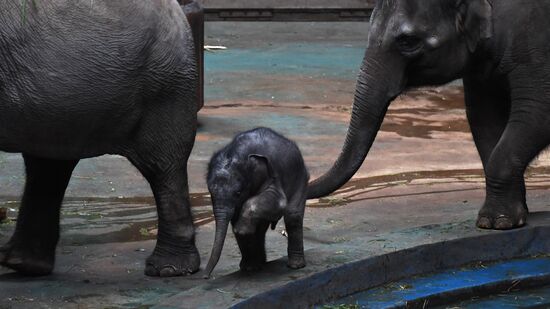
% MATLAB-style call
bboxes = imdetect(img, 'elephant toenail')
[6,256,23,266]
[159,265,178,277]
[494,216,513,230]
[476,217,492,229]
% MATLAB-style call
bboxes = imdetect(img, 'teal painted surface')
[199,112,347,137]
[205,44,364,76]
[204,43,364,101]
[324,257,550,308]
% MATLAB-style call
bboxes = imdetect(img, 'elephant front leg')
[284,212,306,269]
[477,98,550,230]
[463,77,528,217]
[235,221,269,272]
[464,77,511,168]
[0,155,78,276]
[126,85,199,277]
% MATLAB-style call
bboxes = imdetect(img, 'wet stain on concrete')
[0,194,214,245]
[308,166,550,208]
[383,86,469,139]
[202,85,467,143]
[307,169,483,208]
[2,165,548,246]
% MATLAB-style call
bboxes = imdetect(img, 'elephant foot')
[0,243,55,276]
[144,244,200,277]
[287,254,306,269]
[239,250,267,272]
[476,201,527,230]
[239,259,266,272]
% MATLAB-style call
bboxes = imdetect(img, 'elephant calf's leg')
[236,222,269,271]
[478,114,550,230]
[284,212,306,269]
[0,155,78,276]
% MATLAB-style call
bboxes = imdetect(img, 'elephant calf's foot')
[239,250,267,272]
[145,245,200,277]
[287,254,306,269]
[239,259,266,272]
[0,243,55,276]
[476,201,527,230]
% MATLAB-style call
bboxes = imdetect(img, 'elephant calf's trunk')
[203,210,232,279]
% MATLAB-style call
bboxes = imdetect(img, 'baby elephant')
[203,127,309,278]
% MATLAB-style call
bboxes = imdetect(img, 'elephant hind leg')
[125,103,199,277]
[127,144,200,277]
[0,155,78,276]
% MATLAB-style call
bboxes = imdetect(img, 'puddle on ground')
[0,193,214,245]
[308,166,550,208]
[382,86,469,139]
[2,166,550,245]
[200,85,468,141]
[307,169,483,208]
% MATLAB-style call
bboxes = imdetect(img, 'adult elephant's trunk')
[203,207,234,279]
[307,50,406,199]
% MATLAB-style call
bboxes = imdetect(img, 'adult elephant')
[308,0,550,230]
[0,0,202,277]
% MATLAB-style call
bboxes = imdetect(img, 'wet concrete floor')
[1,22,550,308]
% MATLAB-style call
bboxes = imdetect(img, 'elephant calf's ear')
[248,154,277,179]
[456,0,493,52]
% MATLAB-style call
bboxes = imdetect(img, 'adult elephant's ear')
[456,0,493,52]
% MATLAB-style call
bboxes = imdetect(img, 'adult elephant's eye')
[396,34,424,56]
[235,191,241,197]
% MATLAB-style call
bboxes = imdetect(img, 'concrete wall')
[199,0,375,9]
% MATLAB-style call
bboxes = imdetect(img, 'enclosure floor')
[1,22,550,308]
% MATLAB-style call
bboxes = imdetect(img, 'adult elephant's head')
[308,0,492,199]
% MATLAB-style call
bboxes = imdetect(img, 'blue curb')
[232,224,550,309]
[327,257,550,308]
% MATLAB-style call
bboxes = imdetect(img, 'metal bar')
[203,8,373,22]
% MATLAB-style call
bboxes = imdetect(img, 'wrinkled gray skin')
[0,0,201,277]
[204,128,309,278]
[308,0,550,231]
